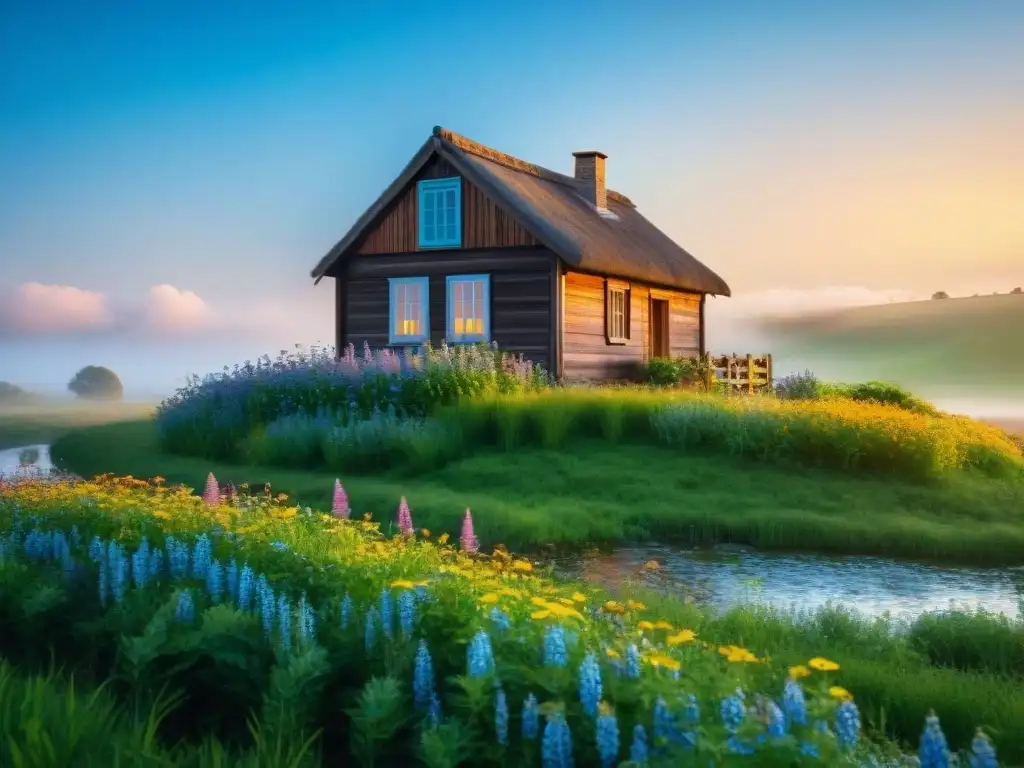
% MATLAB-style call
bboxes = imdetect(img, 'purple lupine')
[460,508,478,553]
[331,479,350,519]
[202,472,220,507]
[397,496,414,538]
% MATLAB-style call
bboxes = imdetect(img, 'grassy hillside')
[0,401,155,450]
[758,293,1024,401]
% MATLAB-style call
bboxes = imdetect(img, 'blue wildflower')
[270,541,289,552]
[653,697,673,745]
[578,651,602,718]
[174,589,195,624]
[70,525,81,550]
[467,630,494,678]
[191,534,212,579]
[237,563,254,610]
[225,559,238,601]
[340,592,353,630]
[277,594,292,654]
[398,589,415,639]
[108,541,127,604]
[428,692,442,729]
[596,708,619,768]
[624,643,641,678]
[298,591,316,644]
[206,559,224,604]
[257,576,275,636]
[379,588,393,639]
[720,693,746,733]
[413,639,435,709]
[970,729,998,768]
[782,679,807,727]
[522,694,540,740]
[489,607,512,631]
[98,557,109,606]
[835,699,860,751]
[167,537,189,579]
[364,607,378,653]
[88,535,104,564]
[147,548,163,581]
[919,712,951,768]
[629,724,648,765]
[764,698,786,739]
[543,625,568,667]
[495,688,509,746]
[727,734,755,755]
[542,713,573,768]
[132,537,151,589]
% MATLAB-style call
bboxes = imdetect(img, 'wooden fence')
[711,354,773,394]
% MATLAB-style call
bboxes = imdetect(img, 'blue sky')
[1,0,1021,396]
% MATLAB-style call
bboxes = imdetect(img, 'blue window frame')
[446,274,490,343]
[388,277,429,345]
[417,177,462,249]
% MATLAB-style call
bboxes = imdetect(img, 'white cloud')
[0,282,116,333]
[143,284,213,333]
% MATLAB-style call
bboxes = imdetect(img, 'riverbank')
[52,419,1024,565]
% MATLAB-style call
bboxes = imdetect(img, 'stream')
[2,444,1021,623]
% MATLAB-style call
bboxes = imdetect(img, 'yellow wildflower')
[531,609,551,620]
[421,529,431,538]
[829,686,853,700]
[390,579,415,589]
[667,629,696,646]
[530,596,549,607]
[647,654,681,671]
[809,657,840,672]
[512,559,533,571]
[626,600,646,611]
[438,533,450,545]
[605,648,621,659]
[637,620,655,631]
[603,601,625,614]
[479,593,500,604]
[571,592,586,603]
[653,621,673,631]
[556,597,575,607]
[789,665,811,679]
[725,647,758,663]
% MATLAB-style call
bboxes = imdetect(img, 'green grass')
[0,401,155,451]
[52,419,1024,564]
[760,293,1024,400]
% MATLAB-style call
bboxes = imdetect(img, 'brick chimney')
[572,150,608,210]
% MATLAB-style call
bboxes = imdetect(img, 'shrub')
[68,365,123,400]
[837,381,938,416]
[908,609,1024,678]
[774,370,821,400]
[643,356,695,387]
[321,409,460,473]
[156,342,547,461]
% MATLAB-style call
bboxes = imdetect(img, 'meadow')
[0,474,1012,765]
[0,399,155,451]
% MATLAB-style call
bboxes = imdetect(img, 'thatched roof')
[311,127,731,296]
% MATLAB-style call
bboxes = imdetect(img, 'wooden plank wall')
[342,249,555,372]
[561,270,702,381]
[354,155,539,255]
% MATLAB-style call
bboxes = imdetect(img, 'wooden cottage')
[310,127,731,381]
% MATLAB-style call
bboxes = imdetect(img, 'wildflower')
[629,724,648,764]
[364,607,378,652]
[391,579,415,589]
[147,548,163,581]
[174,589,195,624]
[720,692,746,732]
[782,679,807,726]
[571,592,586,602]
[398,589,415,638]
[512,559,533,571]
[624,643,641,678]
[480,592,499,604]
[331,478,350,519]
[167,537,189,579]
[543,625,568,667]
[202,472,220,507]
[522,694,539,740]
[298,592,316,644]
[340,592,353,630]
[131,537,151,589]
[257,575,275,636]
[428,692,442,728]
[489,607,512,631]
[603,600,625,614]
[225,559,238,601]
[191,534,212,579]
[667,629,695,645]
[835,699,860,751]
[495,688,509,746]
[379,588,394,639]
[413,639,435,709]
[578,652,602,717]
[467,630,494,678]
[595,704,619,768]
[269,541,289,552]
[763,698,786,739]
[277,594,292,654]
[808,656,840,672]
[108,541,127,604]
[206,559,224,604]
[919,711,951,768]
[829,685,852,700]
[396,496,414,537]
[460,508,479,553]
[542,712,573,768]
[970,729,998,768]
[789,664,811,679]
[237,563,254,610]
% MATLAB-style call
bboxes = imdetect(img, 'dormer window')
[417,177,462,249]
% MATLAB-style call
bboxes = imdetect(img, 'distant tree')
[68,366,124,401]
[931,291,949,300]
[0,381,25,402]
[1012,287,1023,295]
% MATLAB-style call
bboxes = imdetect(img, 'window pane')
[423,192,436,241]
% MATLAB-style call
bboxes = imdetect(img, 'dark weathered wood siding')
[354,155,539,255]
[340,249,555,371]
[561,270,702,381]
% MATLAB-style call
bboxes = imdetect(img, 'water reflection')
[545,544,1024,622]
[0,444,55,478]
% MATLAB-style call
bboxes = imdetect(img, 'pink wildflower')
[397,496,414,537]
[202,472,220,507]
[460,508,478,553]
[331,479,350,519]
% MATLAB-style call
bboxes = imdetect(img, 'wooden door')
[649,298,670,358]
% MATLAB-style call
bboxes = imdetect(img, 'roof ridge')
[432,126,634,207]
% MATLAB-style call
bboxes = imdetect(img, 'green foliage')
[643,356,696,387]
[68,365,124,401]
